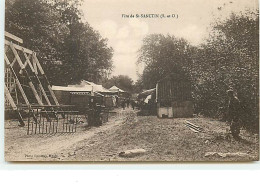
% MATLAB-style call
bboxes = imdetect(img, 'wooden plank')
[9,42,25,69]
[188,127,199,133]
[33,55,38,74]
[20,53,32,71]
[185,120,200,129]
[28,55,51,105]
[22,52,35,72]
[11,57,17,67]
[5,53,30,105]
[33,53,44,74]
[5,31,23,44]
[5,40,33,54]
[4,84,18,110]
[9,42,44,106]
[5,84,25,126]
[5,45,9,53]
[33,53,60,106]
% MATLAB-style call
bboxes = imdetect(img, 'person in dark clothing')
[121,99,126,110]
[94,104,102,126]
[115,96,119,107]
[131,100,135,110]
[88,97,95,127]
[89,97,95,109]
[88,97,102,127]
[227,89,241,139]
[126,98,130,108]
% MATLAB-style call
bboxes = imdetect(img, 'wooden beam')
[33,53,60,106]
[5,45,9,53]
[24,52,51,105]
[5,84,18,110]
[9,42,44,106]
[5,40,33,54]
[33,53,45,74]
[11,57,17,67]
[22,52,34,73]
[5,84,25,126]
[5,31,23,44]
[5,53,30,106]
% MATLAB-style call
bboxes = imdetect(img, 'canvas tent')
[68,80,111,94]
[52,85,100,106]
[109,85,125,93]
[52,81,116,108]
[108,85,130,98]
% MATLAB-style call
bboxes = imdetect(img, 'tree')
[194,10,259,131]
[137,34,194,89]
[137,10,259,132]
[5,0,113,85]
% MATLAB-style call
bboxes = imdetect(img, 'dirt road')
[5,107,259,161]
[5,108,132,161]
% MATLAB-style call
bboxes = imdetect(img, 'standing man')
[94,104,102,126]
[88,97,95,126]
[227,89,241,140]
[126,98,130,108]
[131,99,135,110]
[121,98,126,110]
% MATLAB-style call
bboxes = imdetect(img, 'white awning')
[70,92,91,95]
[109,85,125,92]
[52,85,92,92]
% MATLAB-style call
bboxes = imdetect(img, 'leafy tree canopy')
[5,0,113,85]
[137,10,259,131]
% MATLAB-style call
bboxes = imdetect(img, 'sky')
[81,0,258,82]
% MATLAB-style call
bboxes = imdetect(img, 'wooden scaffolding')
[4,31,79,134]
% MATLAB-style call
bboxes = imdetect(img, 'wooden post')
[4,85,25,126]
[4,54,30,106]
[5,31,23,43]
[5,48,39,125]
[9,42,43,106]
[33,53,60,106]
[23,51,51,105]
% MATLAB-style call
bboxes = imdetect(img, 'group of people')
[120,98,130,110]
[120,98,138,110]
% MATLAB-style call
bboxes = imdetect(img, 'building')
[156,72,193,118]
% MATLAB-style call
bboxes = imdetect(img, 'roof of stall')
[109,85,125,92]
[52,85,92,92]
[52,80,111,93]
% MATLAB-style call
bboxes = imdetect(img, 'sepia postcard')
[3,0,259,162]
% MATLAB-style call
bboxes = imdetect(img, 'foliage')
[137,34,194,89]
[5,0,113,85]
[137,10,259,132]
